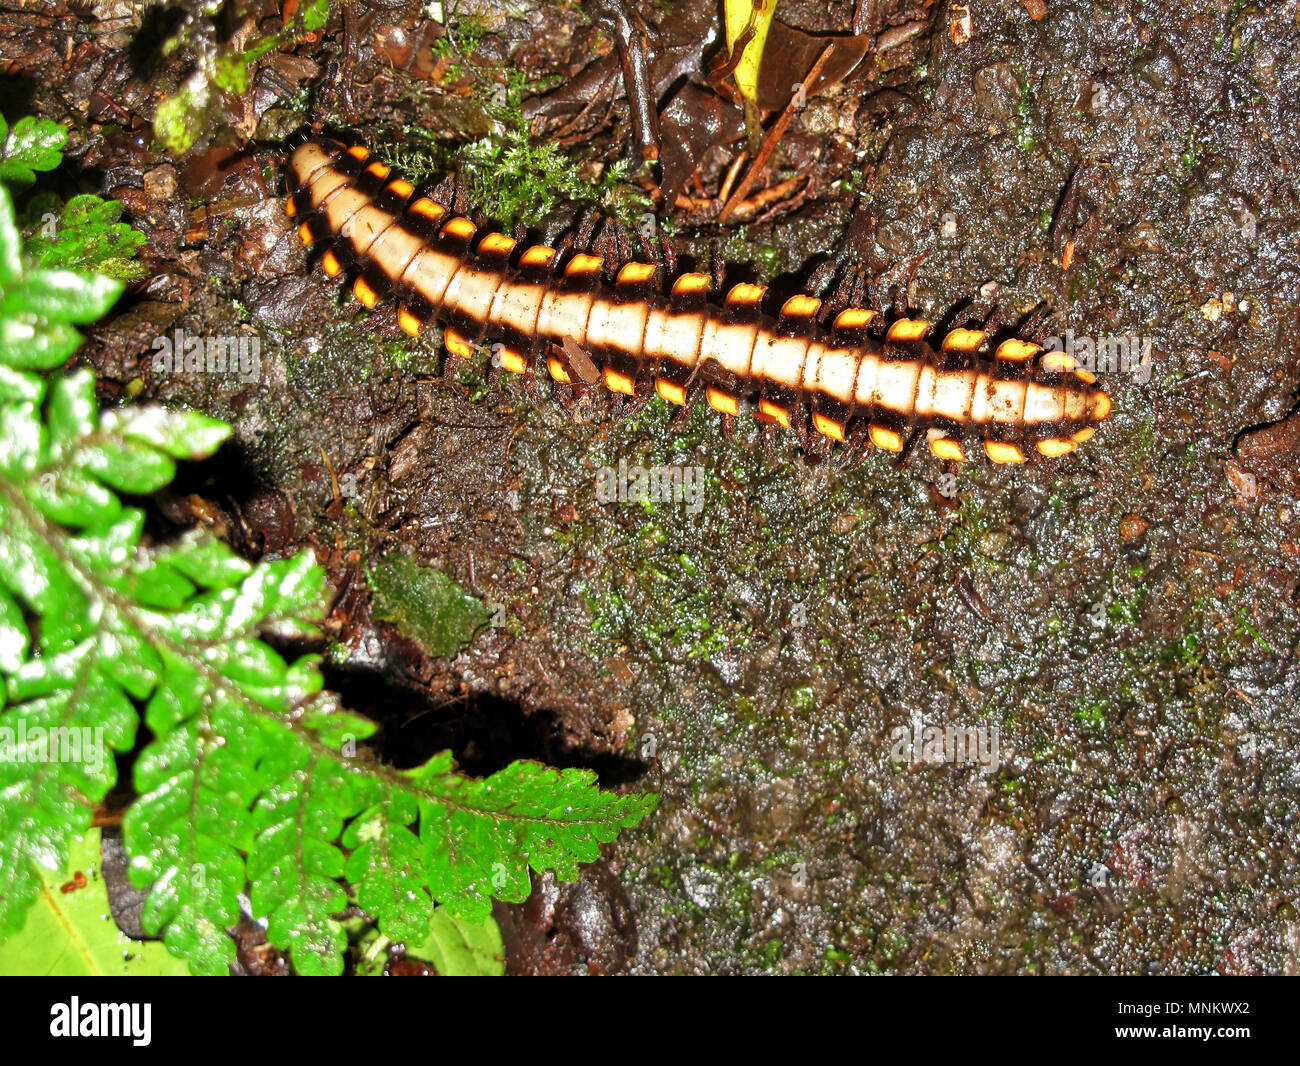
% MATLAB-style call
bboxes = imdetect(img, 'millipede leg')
[843,422,872,467]
[522,366,547,405]
[894,427,924,469]
[670,381,702,430]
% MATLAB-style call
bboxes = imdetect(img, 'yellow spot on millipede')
[499,349,527,374]
[781,295,822,318]
[565,253,604,276]
[726,283,766,306]
[670,273,710,296]
[834,307,876,330]
[656,379,686,405]
[869,425,904,452]
[812,413,844,441]
[928,436,966,462]
[547,355,572,384]
[1041,351,1079,373]
[441,217,477,241]
[478,232,516,256]
[407,198,445,222]
[706,388,739,416]
[398,309,423,336]
[604,367,635,395]
[321,250,342,277]
[757,398,791,427]
[995,339,1040,361]
[520,245,557,268]
[941,328,986,352]
[984,441,1027,464]
[617,262,657,285]
[886,318,930,342]
[445,329,473,358]
[1036,438,1077,458]
[353,277,379,308]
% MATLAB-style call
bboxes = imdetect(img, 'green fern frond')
[0,133,657,977]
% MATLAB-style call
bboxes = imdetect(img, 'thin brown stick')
[717,149,749,204]
[717,43,835,225]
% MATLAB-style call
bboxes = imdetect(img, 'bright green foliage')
[0,827,193,976]
[154,0,332,154]
[368,552,493,660]
[452,71,651,231]
[0,140,657,976]
[352,905,503,976]
[408,907,504,976]
[24,193,148,283]
[0,116,65,189]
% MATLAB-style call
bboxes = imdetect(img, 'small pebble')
[1119,513,1149,540]
[143,165,178,200]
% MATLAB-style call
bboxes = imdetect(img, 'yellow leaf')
[724,0,779,109]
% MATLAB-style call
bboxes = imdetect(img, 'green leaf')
[1,269,123,323]
[0,585,26,672]
[299,0,330,32]
[248,751,353,976]
[0,827,192,975]
[0,111,657,977]
[0,184,20,285]
[723,0,779,112]
[0,315,83,371]
[368,553,493,659]
[406,907,504,976]
[23,195,148,283]
[406,757,658,921]
[153,78,210,156]
[0,117,66,189]
[104,406,232,460]
[343,792,431,942]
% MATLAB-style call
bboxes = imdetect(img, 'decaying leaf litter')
[3,0,1298,973]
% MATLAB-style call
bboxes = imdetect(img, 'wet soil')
[3,0,1298,974]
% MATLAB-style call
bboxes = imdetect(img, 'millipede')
[284,134,1112,464]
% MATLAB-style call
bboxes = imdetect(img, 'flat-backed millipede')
[285,135,1112,463]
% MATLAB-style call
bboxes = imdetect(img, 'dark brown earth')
[3,0,1298,974]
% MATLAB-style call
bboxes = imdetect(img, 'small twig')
[717,43,835,225]
[717,150,748,204]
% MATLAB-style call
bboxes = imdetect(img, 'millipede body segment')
[285,136,1111,463]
